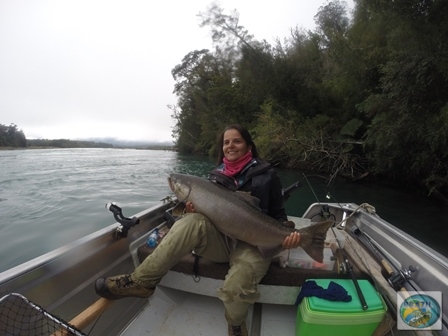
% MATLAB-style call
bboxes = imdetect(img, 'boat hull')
[0,199,176,335]
[1,200,447,336]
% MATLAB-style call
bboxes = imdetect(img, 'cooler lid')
[305,279,385,313]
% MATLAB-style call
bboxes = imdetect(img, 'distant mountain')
[25,136,175,149]
[82,137,174,147]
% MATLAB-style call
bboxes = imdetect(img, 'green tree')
[0,124,26,147]
[358,0,448,195]
[169,0,448,200]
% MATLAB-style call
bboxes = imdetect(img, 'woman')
[94,124,300,336]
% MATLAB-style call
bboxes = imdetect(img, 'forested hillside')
[0,124,113,149]
[170,0,448,200]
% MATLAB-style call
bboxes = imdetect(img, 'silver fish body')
[168,173,333,262]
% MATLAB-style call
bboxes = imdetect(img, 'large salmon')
[168,173,334,262]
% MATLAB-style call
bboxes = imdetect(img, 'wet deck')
[120,286,297,336]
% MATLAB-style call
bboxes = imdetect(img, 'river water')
[1,148,447,273]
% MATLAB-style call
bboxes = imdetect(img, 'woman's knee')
[218,259,261,304]
[171,213,213,234]
[217,244,271,304]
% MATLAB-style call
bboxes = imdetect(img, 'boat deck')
[2,201,447,335]
[120,286,297,336]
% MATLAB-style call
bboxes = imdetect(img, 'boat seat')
[137,244,366,287]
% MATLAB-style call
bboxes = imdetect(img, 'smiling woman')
[223,129,251,162]
[93,124,301,335]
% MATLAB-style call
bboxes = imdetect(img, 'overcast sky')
[0,0,353,143]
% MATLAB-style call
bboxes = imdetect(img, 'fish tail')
[299,220,334,263]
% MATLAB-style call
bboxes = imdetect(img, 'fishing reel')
[387,266,416,290]
[337,259,348,274]
[319,204,338,222]
[106,202,140,239]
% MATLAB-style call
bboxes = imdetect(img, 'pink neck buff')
[222,151,253,177]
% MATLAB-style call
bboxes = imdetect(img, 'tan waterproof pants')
[133,213,271,325]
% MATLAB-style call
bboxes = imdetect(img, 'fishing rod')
[331,225,368,310]
[350,225,416,291]
[321,191,439,326]
[323,190,417,291]
[303,174,368,310]
[319,190,446,336]
[281,180,303,203]
[321,197,411,319]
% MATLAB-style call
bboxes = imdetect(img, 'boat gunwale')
[0,200,174,286]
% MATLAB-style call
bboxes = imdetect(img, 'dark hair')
[216,124,259,163]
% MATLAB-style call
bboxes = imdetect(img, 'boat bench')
[137,244,365,287]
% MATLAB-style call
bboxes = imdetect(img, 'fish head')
[168,173,192,201]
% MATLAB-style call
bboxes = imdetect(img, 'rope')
[335,203,376,229]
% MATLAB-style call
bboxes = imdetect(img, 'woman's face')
[223,129,252,162]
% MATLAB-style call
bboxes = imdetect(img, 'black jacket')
[208,159,287,222]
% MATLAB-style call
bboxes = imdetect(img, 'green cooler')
[296,279,386,335]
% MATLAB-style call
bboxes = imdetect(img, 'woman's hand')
[184,201,195,213]
[282,232,301,249]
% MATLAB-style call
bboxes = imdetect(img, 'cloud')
[0,0,351,142]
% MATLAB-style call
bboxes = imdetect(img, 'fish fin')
[235,191,260,209]
[172,202,185,217]
[298,220,334,262]
[258,245,283,259]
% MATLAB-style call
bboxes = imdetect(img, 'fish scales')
[168,173,334,262]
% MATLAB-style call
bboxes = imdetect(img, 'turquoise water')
[0,148,212,272]
[0,148,447,273]
[279,169,448,258]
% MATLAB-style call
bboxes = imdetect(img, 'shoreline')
[0,146,175,151]
[0,146,60,150]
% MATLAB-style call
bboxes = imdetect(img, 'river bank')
[0,146,60,150]
[0,145,175,151]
